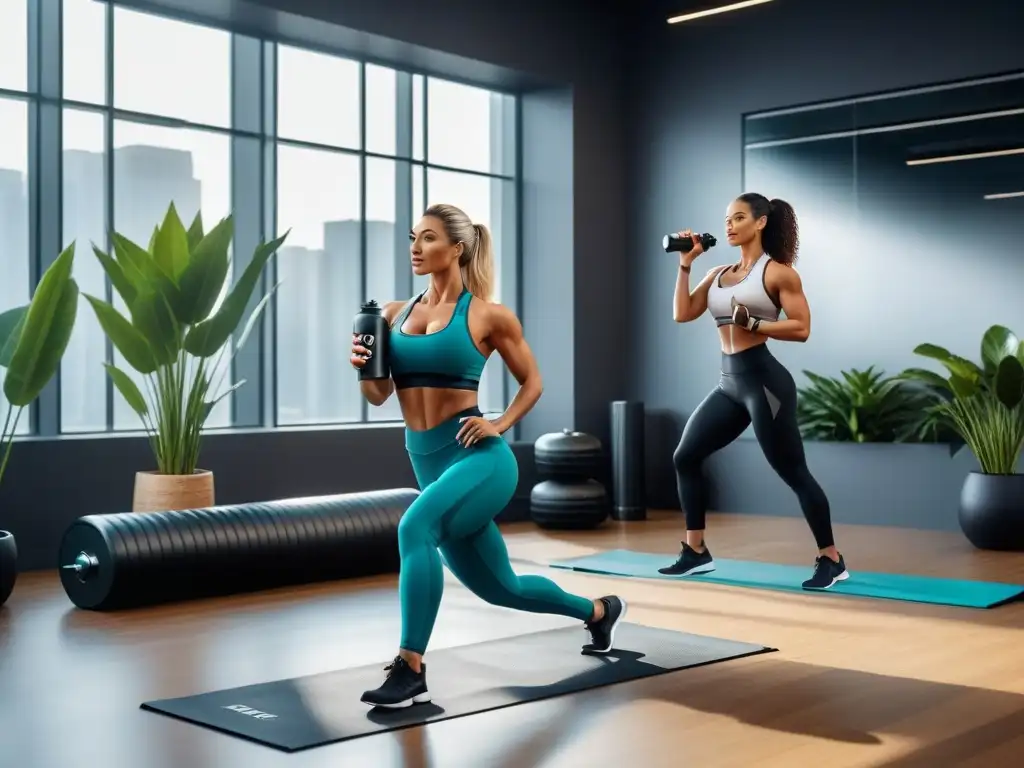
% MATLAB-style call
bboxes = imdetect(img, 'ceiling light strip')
[668,0,773,25]
[906,147,1024,166]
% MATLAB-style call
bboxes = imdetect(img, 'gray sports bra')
[706,253,782,327]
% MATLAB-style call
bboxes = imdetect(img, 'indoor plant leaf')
[203,379,246,421]
[83,294,158,374]
[234,280,282,353]
[0,306,28,368]
[3,244,80,407]
[948,373,978,400]
[129,289,181,366]
[152,202,191,282]
[112,232,188,321]
[993,355,1024,411]
[111,231,156,289]
[91,243,137,306]
[913,343,983,383]
[980,325,1019,373]
[183,231,289,357]
[175,215,234,324]
[103,362,149,417]
[897,367,951,392]
[187,210,205,252]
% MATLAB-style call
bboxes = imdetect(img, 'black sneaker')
[582,595,627,654]
[657,542,715,576]
[360,656,431,709]
[802,554,849,590]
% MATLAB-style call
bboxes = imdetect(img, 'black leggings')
[673,343,835,550]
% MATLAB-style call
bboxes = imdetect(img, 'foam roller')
[58,488,419,611]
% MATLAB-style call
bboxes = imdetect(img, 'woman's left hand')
[731,297,754,330]
[457,416,501,447]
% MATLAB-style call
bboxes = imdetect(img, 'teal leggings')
[398,408,595,654]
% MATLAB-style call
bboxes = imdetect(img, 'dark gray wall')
[2,0,629,571]
[628,0,1024,529]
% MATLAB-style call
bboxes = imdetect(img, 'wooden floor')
[2,510,1024,768]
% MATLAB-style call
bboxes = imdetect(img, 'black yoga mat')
[141,623,775,752]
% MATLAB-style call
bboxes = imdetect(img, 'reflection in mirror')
[742,71,1024,383]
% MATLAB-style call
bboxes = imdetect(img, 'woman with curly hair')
[660,193,849,591]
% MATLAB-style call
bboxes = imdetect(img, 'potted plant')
[901,325,1024,550]
[796,365,945,443]
[0,245,81,607]
[85,203,288,512]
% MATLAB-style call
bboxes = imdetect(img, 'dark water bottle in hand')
[353,300,390,381]
[663,232,717,253]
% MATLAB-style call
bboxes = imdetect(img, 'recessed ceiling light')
[668,0,774,25]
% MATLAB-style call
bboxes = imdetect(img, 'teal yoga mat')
[550,549,1024,609]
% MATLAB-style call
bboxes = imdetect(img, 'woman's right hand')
[350,333,371,369]
[677,228,704,267]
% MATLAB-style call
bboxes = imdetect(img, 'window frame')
[1,0,520,438]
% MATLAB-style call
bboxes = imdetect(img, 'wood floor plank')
[1,510,1022,767]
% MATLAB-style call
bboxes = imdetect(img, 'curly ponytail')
[736,192,800,266]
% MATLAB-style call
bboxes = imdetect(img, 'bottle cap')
[359,299,382,314]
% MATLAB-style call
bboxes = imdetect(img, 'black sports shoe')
[802,554,849,590]
[657,542,715,576]
[360,656,431,708]
[583,595,627,654]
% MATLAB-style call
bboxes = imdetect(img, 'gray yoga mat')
[141,622,776,752]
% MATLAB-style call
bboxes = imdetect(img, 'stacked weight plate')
[58,488,419,611]
[530,429,610,530]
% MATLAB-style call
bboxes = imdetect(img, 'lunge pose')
[661,193,848,591]
[351,203,626,709]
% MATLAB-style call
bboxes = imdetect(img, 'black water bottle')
[353,300,390,381]
[663,232,717,253]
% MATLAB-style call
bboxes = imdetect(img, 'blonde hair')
[423,203,495,302]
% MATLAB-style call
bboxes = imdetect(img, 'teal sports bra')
[389,289,488,391]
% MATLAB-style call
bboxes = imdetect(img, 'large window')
[0,96,30,436]
[0,1,519,438]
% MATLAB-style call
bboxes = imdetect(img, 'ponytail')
[462,222,495,302]
[736,192,800,266]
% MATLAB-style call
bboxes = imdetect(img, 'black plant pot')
[0,530,16,608]
[959,472,1024,551]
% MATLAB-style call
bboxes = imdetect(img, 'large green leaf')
[111,232,152,289]
[3,244,79,406]
[91,243,137,306]
[948,373,978,399]
[112,232,187,320]
[83,294,158,374]
[203,379,245,421]
[187,211,205,252]
[913,343,982,383]
[981,325,1019,372]
[104,362,149,416]
[235,280,281,353]
[0,306,27,368]
[175,216,233,324]
[153,202,191,282]
[993,355,1024,410]
[897,367,951,392]
[129,289,181,366]
[183,231,289,357]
